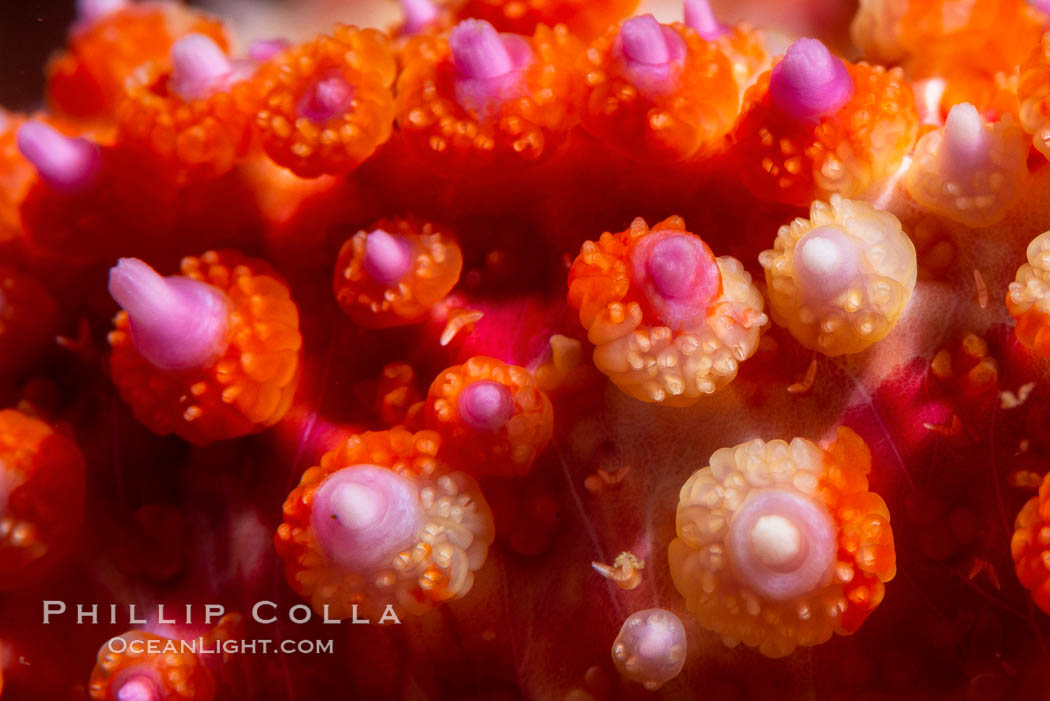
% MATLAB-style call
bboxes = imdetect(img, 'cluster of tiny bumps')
[7,0,1050,696]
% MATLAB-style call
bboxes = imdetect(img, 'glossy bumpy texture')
[611,608,687,690]
[668,428,896,658]
[1007,231,1050,357]
[275,428,495,620]
[455,0,639,40]
[108,251,302,445]
[759,195,916,356]
[1012,472,1050,615]
[568,216,767,406]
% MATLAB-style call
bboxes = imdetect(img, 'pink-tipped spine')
[169,33,233,101]
[769,38,854,121]
[16,122,100,192]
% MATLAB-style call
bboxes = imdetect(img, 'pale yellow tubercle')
[759,195,917,356]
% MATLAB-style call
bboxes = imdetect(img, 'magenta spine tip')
[298,75,355,123]
[169,33,233,101]
[16,121,100,192]
[248,38,291,62]
[364,230,414,285]
[620,15,673,66]
[458,381,515,432]
[684,0,728,40]
[450,19,515,79]
[76,0,127,24]
[402,0,439,34]
[769,38,854,121]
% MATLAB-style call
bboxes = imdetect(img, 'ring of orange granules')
[395,23,583,178]
[108,250,302,446]
[252,25,396,178]
[667,427,896,658]
[1011,471,1050,614]
[0,409,86,589]
[89,630,216,701]
[1020,33,1050,160]
[0,267,59,379]
[333,217,464,328]
[455,0,639,41]
[425,356,553,477]
[46,2,230,122]
[1007,231,1050,358]
[732,60,918,207]
[579,22,739,162]
[275,428,495,619]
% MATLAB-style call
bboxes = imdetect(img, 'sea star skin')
[275,428,495,620]
[424,355,553,477]
[668,427,896,658]
[0,409,86,590]
[333,217,464,328]
[568,215,767,406]
[108,251,302,445]
[454,0,639,41]
[0,267,60,380]
[732,39,919,207]
[45,1,231,122]
[579,16,740,162]
[251,25,397,178]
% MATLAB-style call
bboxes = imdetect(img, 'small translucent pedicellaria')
[568,216,767,406]
[611,608,687,690]
[107,251,302,445]
[1007,231,1050,357]
[759,195,917,356]
[904,102,1028,227]
[333,218,464,328]
[424,356,553,477]
[667,428,896,658]
[275,428,495,620]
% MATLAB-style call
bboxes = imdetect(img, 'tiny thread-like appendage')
[905,103,1028,227]
[88,630,217,700]
[275,428,495,620]
[108,258,232,371]
[425,356,553,477]
[16,122,99,192]
[668,428,896,657]
[684,0,727,39]
[611,609,687,690]
[1007,231,1050,358]
[108,250,302,445]
[169,33,232,101]
[568,216,767,406]
[759,196,916,356]
[769,38,854,121]
[334,218,463,328]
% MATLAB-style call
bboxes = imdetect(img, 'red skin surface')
[5,2,1050,700]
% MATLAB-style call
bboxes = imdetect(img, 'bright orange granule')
[395,23,584,180]
[425,356,553,477]
[0,409,85,589]
[818,427,897,634]
[108,250,302,446]
[0,267,59,378]
[455,0,639,41]
[0,113,35,245]
[733,60,918,207]
[46,2,230,122]
[252,25,396,178]
[1011,472,1050,614]
[115,52,257,182]
[333,217,463,328]
[89,629,216,701]
[1019,33,1050,159]
[580,22,739,162]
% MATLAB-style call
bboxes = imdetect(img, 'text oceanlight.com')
[107,637,336,655]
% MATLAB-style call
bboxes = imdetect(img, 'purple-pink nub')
[169,33,233,101]
[620,15,675,66]
[298,75,355,123]
[16,122,100,192]
[632,232,720,328]
[684,0,728,40]
[402,0,439,34]
[116,676,160,701]
[76,0,127,24]
[769,38,854,121]
[647,237,703,299]
[363,230,414,285]
[309,465,424,572]
[458,381,515,432]
[248,38,291,62]
[450,19,515,79]
[108,258,232,371]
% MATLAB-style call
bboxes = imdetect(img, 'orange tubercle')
[46,2,230,122]
[580,21,739,161]
[333,217,464,328]
[0,267,59,379]
[0,112,36,245]
[425,356,553,477]
[732,60,918,206]
[455,0,639,41]
[1011,472,1050,614]
[0,409,86,589]
[252,25,396,178]
[108,250,302,445]
[395,23,584,179]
